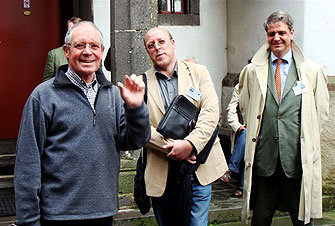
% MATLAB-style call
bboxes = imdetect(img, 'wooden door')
[0,0,61,139]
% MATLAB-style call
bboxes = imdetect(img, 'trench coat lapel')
[252,44,271,103]
[146,67,165,115]
[177,60,191,96]
[255,65,269,102]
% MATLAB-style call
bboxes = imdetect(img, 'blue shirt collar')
[271,49,293,64]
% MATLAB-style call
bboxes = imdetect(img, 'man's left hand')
[164,140,193,161]
[117,74,145,108]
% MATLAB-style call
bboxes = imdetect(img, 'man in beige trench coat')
[239,11,329,225]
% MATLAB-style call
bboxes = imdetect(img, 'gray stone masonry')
[109,0,157,84]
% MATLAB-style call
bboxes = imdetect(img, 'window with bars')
[159,0,185,14]
[158,0,199,26]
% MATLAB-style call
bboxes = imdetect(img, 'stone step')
[216,211,335,226]
[0,176,13,189]
[114,180,242,225]
[1,181,334,225]
[114,206,243,226]
[0,139,16,191]
[114,194,335,226]
[0,140,16,155]
[2,210,335,226]
[0,154,15,168]
[114,177,335,225]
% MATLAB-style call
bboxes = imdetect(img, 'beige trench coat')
[239,41,329,224]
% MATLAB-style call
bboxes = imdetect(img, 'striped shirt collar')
[65,67,98,91]
[65,68,98,110]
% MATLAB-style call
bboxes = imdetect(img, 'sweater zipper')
[65,78,101,127]
[93,111,97,126]
[92,85,102,126]
[76,86,97,126]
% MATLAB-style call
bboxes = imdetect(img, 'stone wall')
[109,0,156,85]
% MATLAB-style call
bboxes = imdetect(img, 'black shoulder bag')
[157,94,219,170]
[134,73,151,215]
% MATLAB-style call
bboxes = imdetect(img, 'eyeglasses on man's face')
[69,42,102,51]
[146,39,172,50]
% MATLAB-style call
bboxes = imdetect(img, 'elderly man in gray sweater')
[14,21,150,226]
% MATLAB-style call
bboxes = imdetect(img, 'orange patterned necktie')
[275,59,282,102]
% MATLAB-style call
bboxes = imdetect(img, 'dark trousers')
[41,216,113,226]
[251,163,312,226]
[151,160,192,226]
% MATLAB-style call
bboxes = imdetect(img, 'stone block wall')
[109,0,156,85]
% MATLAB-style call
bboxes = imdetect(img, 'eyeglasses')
[146,39,170,50]
[69,42,102,51]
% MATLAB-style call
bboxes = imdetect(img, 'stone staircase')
[114,176,335,226]
[115,162,244,226]
[0,139,15,190]
[0,139,15,219]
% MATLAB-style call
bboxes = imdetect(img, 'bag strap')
[196,125,219,164]
[141,73,148,166]
[141,73,148,104]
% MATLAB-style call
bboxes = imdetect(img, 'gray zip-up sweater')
[14,65,150,226]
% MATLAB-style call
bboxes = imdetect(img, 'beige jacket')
[227,84,243,152]
[144,60,228,197]
[239,41,329,224]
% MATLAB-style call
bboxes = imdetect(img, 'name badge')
[292,81,308,96]
[186,87,201,101]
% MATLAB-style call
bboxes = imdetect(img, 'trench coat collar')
[251,41,304,66]
[251,41,305,99]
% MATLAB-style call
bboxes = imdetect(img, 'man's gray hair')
[264,11,294,32]
[64,21,104,48]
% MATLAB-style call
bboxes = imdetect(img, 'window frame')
[158,0,200,26]
[160,0,185,15]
